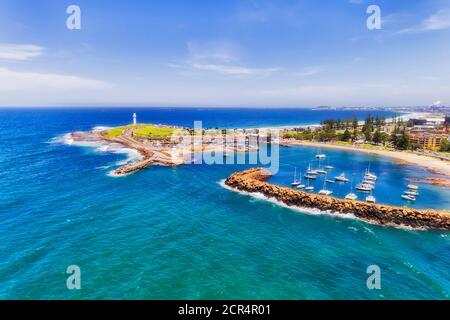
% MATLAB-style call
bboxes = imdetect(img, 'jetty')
[225,168,450,230]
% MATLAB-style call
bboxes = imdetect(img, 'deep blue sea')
[0,108,449,300]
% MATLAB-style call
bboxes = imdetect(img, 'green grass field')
[103,124,176,139]
[133,125,175,137]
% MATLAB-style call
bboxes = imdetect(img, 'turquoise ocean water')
[0,108,448,299]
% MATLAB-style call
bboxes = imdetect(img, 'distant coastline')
[280,140,450,179]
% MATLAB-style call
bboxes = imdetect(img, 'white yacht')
[291,167,301,186]
[316,153,326,159]
[335,173,349,182]
[305,179,314,192]
[356,183,373,192]
[402,194,416,201]
[306,163,318,175]
[366,195,376,203]
[315,159,327,174]
[345,178,358,200]
[364,165,377,181]
[362,180,376,187]
[318,175,333,195]
[295,171,306,189]
[345,193,358,200]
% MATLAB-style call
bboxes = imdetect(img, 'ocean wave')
[51,132,143,170]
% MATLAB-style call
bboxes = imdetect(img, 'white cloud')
[0,44,44,61]
[190,63,279,76]
[422,9,450,31]
[172,41,280,77]
[0,67,112,92]
[397,9,450,34]
[187,41,239,63]
[292,67,321,77]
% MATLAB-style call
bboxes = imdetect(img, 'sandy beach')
[281,140,450,177]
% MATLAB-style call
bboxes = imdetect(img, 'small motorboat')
[404,190,419,196]
[407,184,419,190]
[325,165,334,170]
[325,179,335,184]
[305,186,314,192]
[316,169,327,174]
[316,154,326,159]
[296,184,306,189]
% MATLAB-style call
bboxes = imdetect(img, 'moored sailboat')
[291,167,301,186]
[345,177,358,200]
[318,174,333,195]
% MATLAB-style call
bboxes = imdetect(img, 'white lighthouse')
[133,113,137,126]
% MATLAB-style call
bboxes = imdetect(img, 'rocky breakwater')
[225,168,450,230]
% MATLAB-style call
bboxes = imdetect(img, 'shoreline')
[281,140,450,178]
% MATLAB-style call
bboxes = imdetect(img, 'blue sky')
[1,0,450,107]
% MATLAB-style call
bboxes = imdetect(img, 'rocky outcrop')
[407,177,450,189]
[70,131,183,176]
[225,168,450,230]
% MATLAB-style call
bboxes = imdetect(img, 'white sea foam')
[51,130,143,170]
[48,133,74,145]
[219,179,427,231]
[218,179,359,220]
[92,126,113,132]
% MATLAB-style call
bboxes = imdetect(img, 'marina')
[276,145,448,209]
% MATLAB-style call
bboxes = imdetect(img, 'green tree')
[395,131,411,150]
[352,117,358,130]
[440,138,450,152]
[373,129,382,144]
[380,132,389,145]
[342,129,352,141]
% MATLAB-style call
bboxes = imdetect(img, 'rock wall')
[225,168,450,230]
